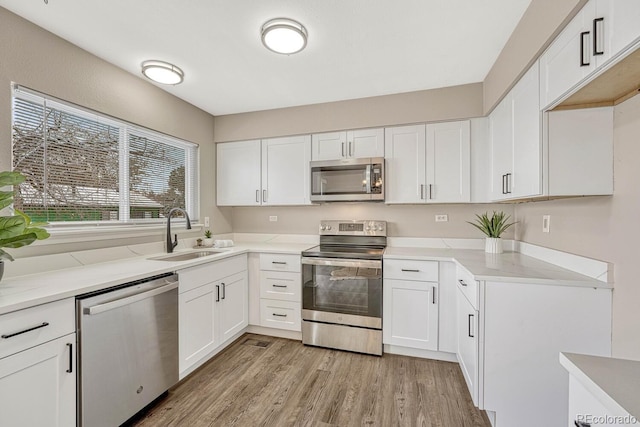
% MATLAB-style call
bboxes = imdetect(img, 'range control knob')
[377,225,384,231]
[320,225,326,231]
[326,226,332,231]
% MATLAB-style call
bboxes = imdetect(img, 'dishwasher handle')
[84,280,178,315]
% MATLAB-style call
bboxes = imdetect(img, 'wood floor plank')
[132,334,490,427]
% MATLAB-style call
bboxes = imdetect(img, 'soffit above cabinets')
[554,47,640,110]
[0,0,531,116]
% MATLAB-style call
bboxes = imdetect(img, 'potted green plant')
[203,229,213,247]
[467,211,515,254]
[0,171,50,281]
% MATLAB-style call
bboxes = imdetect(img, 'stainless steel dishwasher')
[76,272,179,427]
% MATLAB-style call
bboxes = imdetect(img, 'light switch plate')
[204,216,210,227]
[435,214,448,222]
[269,216,278,222]
[543,215,550,233]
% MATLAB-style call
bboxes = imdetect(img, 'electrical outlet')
[542,215,550,233]
[269,216,278,222]
[204,216,210,227]
[435,214,448,222]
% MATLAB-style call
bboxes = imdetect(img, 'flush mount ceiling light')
[261,18,308,55]
[141,60,184,85]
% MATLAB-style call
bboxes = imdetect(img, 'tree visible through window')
[11,86,198,224]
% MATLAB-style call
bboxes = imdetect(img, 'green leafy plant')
[204,229,212,239]
[468,211,515,238]
[0,171,50,261]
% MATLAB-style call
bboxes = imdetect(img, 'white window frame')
[11,85,200,237]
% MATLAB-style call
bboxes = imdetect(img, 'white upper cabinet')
[217,135,311,206]
[427,121,471,203]
[540,0,640,109]
[490,63,541,201]
[261,135,311,205]
[385,124,427,204]
[385,122,470,204]
[311,128,384,161]
[216,140,261,206]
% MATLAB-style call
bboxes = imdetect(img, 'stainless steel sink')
[149,250,227,262]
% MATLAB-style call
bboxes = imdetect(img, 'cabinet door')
[539,3,596,108]
[383,279,438,351]
[218,272,248,343]
[426,120,470,203]
[489,96,513,201]
[261,135,311,205]
[311,131,347,161]
[216,140,261,206]
[511,63,542,199]
[179,283,217,374]
[456,288,478,406]
[347,128,385,158]
[384,124,427,204]
[595,0,640,66]
[0,333,75,427]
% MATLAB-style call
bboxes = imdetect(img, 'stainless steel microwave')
[310,157,384,202]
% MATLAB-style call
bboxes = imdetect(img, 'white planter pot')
[202,238,214,247]
[485,237,504,254]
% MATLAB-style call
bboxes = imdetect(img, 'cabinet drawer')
[383,259,439,282]
[260,271,301,302]
[456,266,479,309]
[0,298,75,359]
[259,299,301,331]
[259,253,301,273]
[178,254,247,293]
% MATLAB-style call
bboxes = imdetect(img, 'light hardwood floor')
[132,334,490,427]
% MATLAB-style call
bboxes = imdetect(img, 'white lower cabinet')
[456,279,479,406]
[383,259,439,351]
[383,279,438,350]
[178,254,248,377]
[0,298,76,427]
[258,253,302,332]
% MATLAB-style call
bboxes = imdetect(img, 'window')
[11,86,198,225]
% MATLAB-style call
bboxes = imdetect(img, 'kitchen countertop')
[560,352,640,419]
[0,241,312,316]
[384,247,610,288]
[0,240,610,316]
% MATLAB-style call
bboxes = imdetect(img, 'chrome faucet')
[166,207,192,253]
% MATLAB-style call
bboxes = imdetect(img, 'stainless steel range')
[301,220,386,356]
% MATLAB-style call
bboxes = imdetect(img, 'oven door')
[301,257,382,329]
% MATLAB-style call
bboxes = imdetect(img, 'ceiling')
[0,0,532,116]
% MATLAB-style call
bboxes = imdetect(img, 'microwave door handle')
[365,164,372,194]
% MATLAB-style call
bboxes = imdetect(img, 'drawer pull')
[401,269,420,273]
[66,343,73,373]
[468,314,475,338]
[458,279,468,287]
[272,313,288,318]
[1,322,50,339]
[272,261,287,265]
[272,284,288,288]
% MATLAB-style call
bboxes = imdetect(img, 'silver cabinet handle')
[402,269,420,272]
[221,282,226,300]
[263,189,267,203]
[272,261,287,265]
[348,141,352,157]
[1,322,49,339]
[341,142,345,157]
[256,189,260,203]
[432,286,436,304]
[273,313,287,318]
[459,279,467,287]
[420,184,425,200]
[429,184,433,200]
[85,281,178,315]
[272,284,287,288]
[505,173,512,194]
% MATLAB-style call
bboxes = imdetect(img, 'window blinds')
[11,86,199,224]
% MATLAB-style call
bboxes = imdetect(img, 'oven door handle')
[301,257,381,269]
